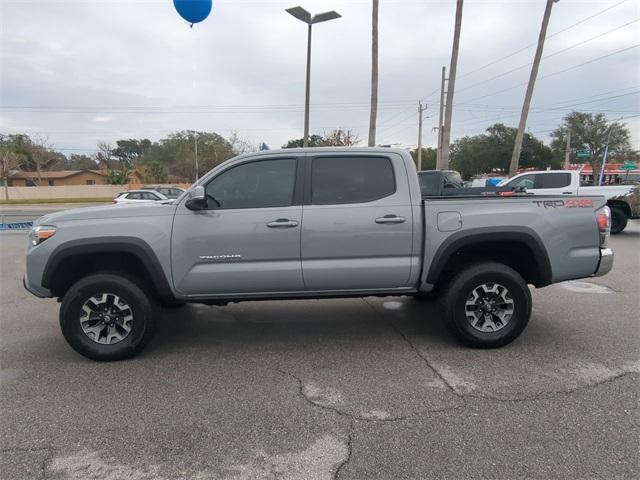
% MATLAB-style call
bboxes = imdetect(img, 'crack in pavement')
[361,298,464,398]
[0,447,54,480]
[333,419,354,480]
[360,298,640,404]
[464,371,640,403]
[275,367,465,423]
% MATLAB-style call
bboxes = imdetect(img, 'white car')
[140,186,186,199]
[113,190,173,205]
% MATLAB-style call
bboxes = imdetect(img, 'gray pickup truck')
[24,148,613,360]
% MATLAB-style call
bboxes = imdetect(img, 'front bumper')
[23,275,46,298]
[593,247,614,277]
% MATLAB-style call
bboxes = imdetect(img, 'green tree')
[67,154,98,170]
[105,169,130,185]
[153,131,234,181]
[112,139,152,168]
[450,123,555,179]
[409,147,437,170]
[283,134,326,148]
[550,112,632,181]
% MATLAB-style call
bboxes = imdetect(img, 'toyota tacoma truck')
[498,170,639,234]
[24,148,614,361]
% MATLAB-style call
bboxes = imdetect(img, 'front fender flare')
[42,236,175,300]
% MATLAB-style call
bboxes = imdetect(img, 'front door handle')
[267,218,298,228]
[375,215,406,224]
[562,191,572,194]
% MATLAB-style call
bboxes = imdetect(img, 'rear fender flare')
[425,227,552,287]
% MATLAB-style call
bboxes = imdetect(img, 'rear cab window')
[419,172,441,195]
[535,173,571,189]
[310,156,395,204]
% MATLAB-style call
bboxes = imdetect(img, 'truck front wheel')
[609,207,628,234]
[60,273,158,361]
[441,262,531,348]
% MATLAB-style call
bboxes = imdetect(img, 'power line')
[456,0,632,79]
[455,18,640,95]
[460,44,640,104]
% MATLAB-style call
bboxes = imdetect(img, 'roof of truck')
[241,147,409,157]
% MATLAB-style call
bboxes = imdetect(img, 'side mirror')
[185,185,207,211]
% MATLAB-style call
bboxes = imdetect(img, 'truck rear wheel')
[609,207,628,234]
[60,273,158,361]
[441,262,531,348]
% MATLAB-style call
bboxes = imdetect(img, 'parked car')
[25,148,613,360]
[498,170,639,233]
[140,186,186,199]
[113,189,172,205]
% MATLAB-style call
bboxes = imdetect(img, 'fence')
[1,184,192,201]
[1,185,127,201]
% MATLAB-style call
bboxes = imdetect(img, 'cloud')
[1,0,638,153]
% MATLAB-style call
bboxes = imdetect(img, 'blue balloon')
[173,0,212,25]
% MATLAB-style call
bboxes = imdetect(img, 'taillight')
[596,206,610,246]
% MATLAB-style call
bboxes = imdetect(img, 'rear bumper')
[593,247,614,277]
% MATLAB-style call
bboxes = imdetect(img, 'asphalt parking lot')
[0,218,638,479]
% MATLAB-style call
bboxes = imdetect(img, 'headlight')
[29,226,56,246]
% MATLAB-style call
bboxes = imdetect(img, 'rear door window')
[311,156,395,204]
[535,173,571,189]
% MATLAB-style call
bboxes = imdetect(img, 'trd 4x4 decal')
[533,199,594,208]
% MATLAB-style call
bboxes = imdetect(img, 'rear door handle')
[267,218,298,228]
[375,215,406,224]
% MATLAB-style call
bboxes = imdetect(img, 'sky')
[1,0,639,156]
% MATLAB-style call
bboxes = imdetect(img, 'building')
[7,170,108,187]
[568,163,640,185]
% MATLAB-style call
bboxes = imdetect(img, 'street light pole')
[304,23,312,147]
[286,6,341,148]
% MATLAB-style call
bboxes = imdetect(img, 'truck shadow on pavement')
[148,297,457,355]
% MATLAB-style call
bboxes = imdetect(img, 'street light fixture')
[286,6,341,147]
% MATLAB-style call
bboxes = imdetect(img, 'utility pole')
[436,66,446,168]
[417,101,427,171]
[598,124,614,186]
[368,0,379,147]
[194,133,199,181]
[439,0,463,170]
[564,129,571,169]
[509,0,558,176]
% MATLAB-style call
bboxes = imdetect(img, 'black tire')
[609,207,628,234]
[441,262,531,348]
[60,273,158,361]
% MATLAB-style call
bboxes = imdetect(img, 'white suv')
[113,190,172,204]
